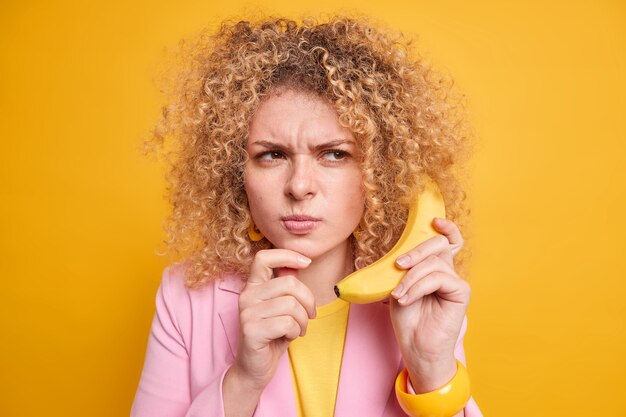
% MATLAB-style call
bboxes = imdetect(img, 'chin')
[269,236,350,260]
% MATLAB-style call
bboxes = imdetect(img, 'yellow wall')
[1,1,624,416]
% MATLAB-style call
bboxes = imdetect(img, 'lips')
[282,215,320,222]
[281,214,320,233]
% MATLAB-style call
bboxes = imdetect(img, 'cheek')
[245,183,264,211]
[336,171,365,217]
[348,190,366,219]
[243,171,262,210]
[244,175,274,220]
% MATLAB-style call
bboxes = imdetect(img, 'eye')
[322,150,349,162]
[258,151,285,161]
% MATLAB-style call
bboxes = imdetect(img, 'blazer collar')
[216,275,246,364]
[217,273,246,294]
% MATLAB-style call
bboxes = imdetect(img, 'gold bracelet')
[394,359,471,417]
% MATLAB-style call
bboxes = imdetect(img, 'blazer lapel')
[217,276,245,359]
[334,301,403,417]
[217,276,298,417]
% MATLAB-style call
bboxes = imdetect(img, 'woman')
[132,16,483,417]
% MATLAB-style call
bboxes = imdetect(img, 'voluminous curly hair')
[143,15,475,289]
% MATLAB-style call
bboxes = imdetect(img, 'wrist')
[406,357,457,394]
[223,365,264,417]
[228,363,266,395]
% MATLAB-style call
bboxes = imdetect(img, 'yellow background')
[1,1,624,416]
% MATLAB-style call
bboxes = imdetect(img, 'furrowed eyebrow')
[249,139,356,151]
[249,140,289,152]
[312,139,355,151]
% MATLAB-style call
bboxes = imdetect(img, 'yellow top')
[287,297,350,417]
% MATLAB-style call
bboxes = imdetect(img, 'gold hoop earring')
[353,227,360,239]
[248,221,264,241]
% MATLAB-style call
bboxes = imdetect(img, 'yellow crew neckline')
[314,297,349,319]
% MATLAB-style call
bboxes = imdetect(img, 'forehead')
[248,89,355,146]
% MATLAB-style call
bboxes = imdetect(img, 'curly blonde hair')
[143,15,476,289]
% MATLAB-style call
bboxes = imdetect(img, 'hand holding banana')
[388,218,470,393]
[334,177,470,392]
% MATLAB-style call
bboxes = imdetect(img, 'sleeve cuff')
[406,373,417,395]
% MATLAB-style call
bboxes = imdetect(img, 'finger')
[432,218,464,256]
[391,254,456,299]
[275,267,299,278]
[253,275,317,319]
[396,271,470,306]
[395,234,451,269]
[248,249,312,285]
[244,315,303,349]
[245,295,310,337]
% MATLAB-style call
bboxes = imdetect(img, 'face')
[244,88,365,261]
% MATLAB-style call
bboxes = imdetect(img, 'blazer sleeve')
[454,316,483,417]
[130,267,260,417]
[454,315,483,417]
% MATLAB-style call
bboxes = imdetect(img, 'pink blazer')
[131,262,483,417]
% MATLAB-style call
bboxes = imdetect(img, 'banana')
[334,176,446,304]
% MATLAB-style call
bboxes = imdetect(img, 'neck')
[296,241,354,307]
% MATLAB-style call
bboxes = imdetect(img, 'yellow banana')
[334,176,446,304]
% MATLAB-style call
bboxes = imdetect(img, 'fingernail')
[391,284,403,298]
[298,255,312,265]
[398,295,408,304]
[396,255,410,267]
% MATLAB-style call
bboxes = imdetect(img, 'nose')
[284,156,317,200]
